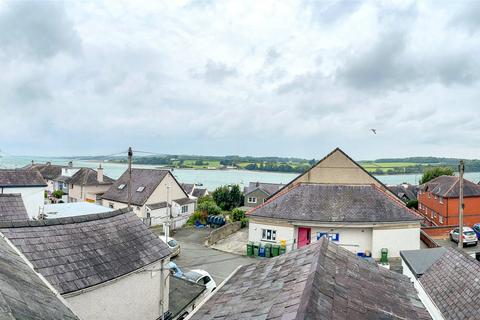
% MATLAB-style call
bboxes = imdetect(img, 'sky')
[0,0,479,160]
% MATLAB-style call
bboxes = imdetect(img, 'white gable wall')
[1,186,45,218]
[65,260,170,320]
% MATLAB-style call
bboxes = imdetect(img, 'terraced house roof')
[24,163,65,180]
[0,169,47,187]
[420,175,480,198]
[244,182,285,196]
[0,209,171,295]
[66,167,115,186]
[0,194,29,222]
[102,168,187,206]
[0,237,79,319]
[189,238,431,320]
[249,183,422,223]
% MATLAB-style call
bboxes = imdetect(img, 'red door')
[298,227,311,248]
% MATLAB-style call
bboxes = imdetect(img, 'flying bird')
[370,129,377,134]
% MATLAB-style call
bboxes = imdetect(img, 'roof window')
[118,184,126,190]
[136,186,145,192]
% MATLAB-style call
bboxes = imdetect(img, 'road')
[434,237,479,256]
[160,227,253,284]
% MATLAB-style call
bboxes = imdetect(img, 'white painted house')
[146,197,196,229]
[102,168,195,226]
[247,148,422,259]
[0,169,47,218]
[0,209,173,320]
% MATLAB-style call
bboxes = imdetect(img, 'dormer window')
[118,184,126,190]
[136,186,145,192]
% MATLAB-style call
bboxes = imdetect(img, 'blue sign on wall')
[317,232,340,242]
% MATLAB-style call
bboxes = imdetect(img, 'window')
[181,205,188,213]
[428,193,430,198]
[434,194,437,199]
[431,210,434,218]
[118,184,126,190]
[200,276,211,285]
[136,186,145,192]
[439,197,443,204]
[248,197,257,204]
[109,202,114,209]
[439,215,443,224]
[261,229,277,241]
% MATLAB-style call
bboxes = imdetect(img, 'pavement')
[154,227,253,285]
[211,228,249,256]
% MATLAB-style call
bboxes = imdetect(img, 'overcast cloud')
[0,0,479,159]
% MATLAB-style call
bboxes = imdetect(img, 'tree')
[406,199,418,210]
[419,167,454,184]
[231,208,245,222]
[212,184,244,211]
[197,198,222,216]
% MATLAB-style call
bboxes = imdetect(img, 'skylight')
[118,184,126,190]
[136,186,145,192]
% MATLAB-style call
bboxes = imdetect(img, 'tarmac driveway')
[167,227,252,284]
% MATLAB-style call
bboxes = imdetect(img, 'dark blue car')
[473,224,480,239]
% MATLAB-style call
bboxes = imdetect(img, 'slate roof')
[102,168,184,206]
[0,209,171,295]
[400,247,448,278]
[388,184,418,201]
[419,175,480,198]
[169,276,206,318]
[249,183,422,223]
[192,188,208,198]
[0,237,79,319]
[181,183,195,195]
[66,167,115,186]
[24,164,65,180]
[189,237,431,320]
[0,169,47,187]
[174,197,196,206]
[267,147,398,200]
[0,194,29,222]
[419,247,480,320]
[147,202,169,210]
[244,182,285,196]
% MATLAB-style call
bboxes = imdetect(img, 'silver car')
[450,227,478,246]
[160,236,180,257]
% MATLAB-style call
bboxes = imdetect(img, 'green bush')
[240,217,249,228]
[52,190,63,199]
[187,211,208,225]
[197,198,222,216]
[231,208,246,222]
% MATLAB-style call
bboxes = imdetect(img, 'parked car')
[183,269,217,293]
[160,236,180,257]
[473,224,480,239]
[450,227,478,246]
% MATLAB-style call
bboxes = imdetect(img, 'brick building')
[418,175,480,226]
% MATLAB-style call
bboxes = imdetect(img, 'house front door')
[298,227,311,248]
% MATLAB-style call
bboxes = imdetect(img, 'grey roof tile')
[190,238,431,320]
[0,170,46,187]
[0,209,171,294]
[249,183,422,223]
[191,188,208,198]
[65,167,115,186]
[244,182,285,196]
[0,237,79,319]
[420,175,480,198]
[102,168,185,206]
[0,194,29,222]
[419,247,480,320]
[24,164,65,180]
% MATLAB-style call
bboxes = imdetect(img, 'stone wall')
[206,221,242,246]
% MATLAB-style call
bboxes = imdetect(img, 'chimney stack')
[97,164,104,183]
[68,161,73,168]
[46,161,51,166]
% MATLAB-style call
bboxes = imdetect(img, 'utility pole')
[458,160,465,249]
[127,147,133,210]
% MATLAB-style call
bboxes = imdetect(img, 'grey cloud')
[265,47,280,64]
[196,59,237,83]
[449,2,480,34]
[306,0,362,25]
[0,1,81,59]
[337,31,414,90]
